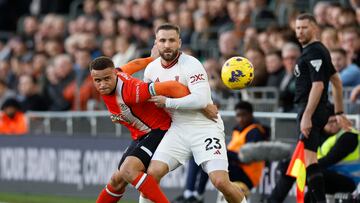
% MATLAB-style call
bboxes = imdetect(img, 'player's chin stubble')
[160,50,178,62]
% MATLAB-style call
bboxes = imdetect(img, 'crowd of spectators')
[0,0,358,114]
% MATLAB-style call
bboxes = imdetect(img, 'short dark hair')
[155,23,180,35]
[89,56,115,71]
[235,101,253,114]
[330,48,347,56]
[296,13,318,25]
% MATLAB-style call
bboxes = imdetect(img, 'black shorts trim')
[117,129,167,170]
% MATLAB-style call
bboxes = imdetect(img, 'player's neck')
[302,38,318,48]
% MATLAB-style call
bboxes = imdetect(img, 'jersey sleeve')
[307,49,329,83]
[165,57,211,109]
[117,72,151,105]
[149,81,190,98]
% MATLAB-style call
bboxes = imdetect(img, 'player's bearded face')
[156,30,181,62]
[159,48,179,61]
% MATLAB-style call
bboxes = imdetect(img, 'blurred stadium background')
[0,0,359,202]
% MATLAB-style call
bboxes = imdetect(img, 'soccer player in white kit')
[142,24,246,203]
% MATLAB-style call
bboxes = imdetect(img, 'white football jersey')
[144,53,224,129]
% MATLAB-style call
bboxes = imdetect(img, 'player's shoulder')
[145,57,161,74]
[146,57,161,69]
[117,71,136,83]
[305,42,328,55]
[179,53,202,65]
[179,53,204,72]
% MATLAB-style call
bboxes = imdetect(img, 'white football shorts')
[151,122,228,173]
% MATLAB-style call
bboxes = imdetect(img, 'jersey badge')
[310,59,322,72]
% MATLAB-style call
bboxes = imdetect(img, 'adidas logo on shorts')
[214,150,221,155]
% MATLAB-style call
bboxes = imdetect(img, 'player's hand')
[336,114,352,132]
[201,104,218,122]
[300,114,312,138]
[150,45,159,59]
[148,96,167,108]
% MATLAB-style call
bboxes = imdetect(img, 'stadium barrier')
[26,110,360,139]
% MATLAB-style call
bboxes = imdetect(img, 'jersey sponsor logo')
[294,64,300,77]
[310,59,322,72]
[190,73,205,83]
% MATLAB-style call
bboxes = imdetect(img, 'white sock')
[241,197,247,203]
[183,190,193,198]
[139,195,154,203]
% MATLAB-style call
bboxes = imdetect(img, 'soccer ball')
[221,56,254,90]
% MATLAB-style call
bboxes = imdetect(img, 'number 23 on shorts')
[204,137,222,151]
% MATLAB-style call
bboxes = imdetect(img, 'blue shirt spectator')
[339,63,360,87]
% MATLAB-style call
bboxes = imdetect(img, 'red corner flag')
[286,140,306,203]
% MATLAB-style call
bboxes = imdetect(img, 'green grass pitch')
[0,193,136,203]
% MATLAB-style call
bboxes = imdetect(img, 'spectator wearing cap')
[0,98,28,135]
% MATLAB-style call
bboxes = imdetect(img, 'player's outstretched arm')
[119,57,154,75]
[151,81,190,98]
